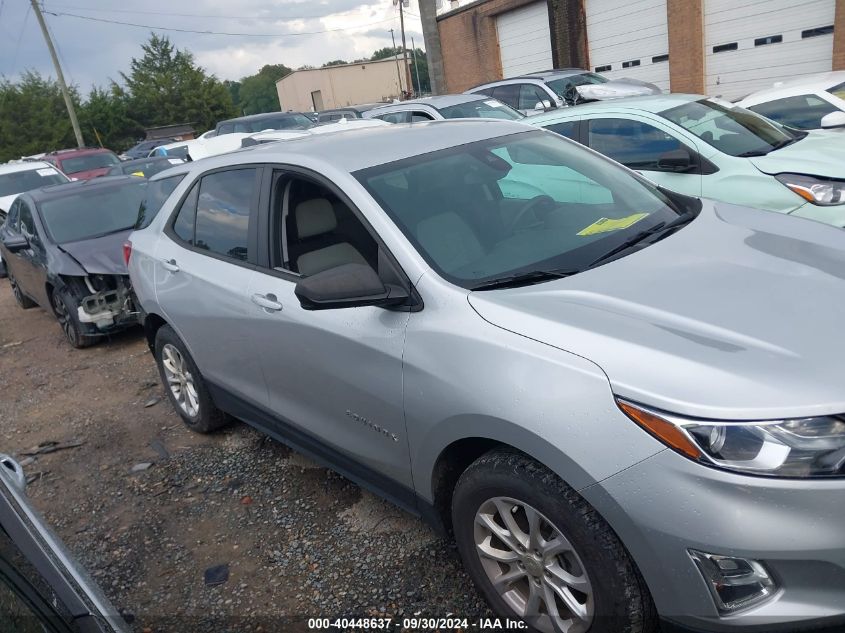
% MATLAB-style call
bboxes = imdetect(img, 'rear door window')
[193,169,258,262]
[172,184,198,244]
[491,84,520,109]
[136,174,186,229]
[587,117,687,171]
[545,120,580,141]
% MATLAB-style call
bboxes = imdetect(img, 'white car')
[0,161,70,276]
[737,71,845,131]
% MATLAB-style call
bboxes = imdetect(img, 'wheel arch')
[143,311,168,353]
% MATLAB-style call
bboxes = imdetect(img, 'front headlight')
[617,399,845,477]
[775,173,845,205]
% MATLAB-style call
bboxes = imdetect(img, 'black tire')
[8,273,36,309]
[51,288,97,348]
[154,324,227,433]
[452,450,657,633]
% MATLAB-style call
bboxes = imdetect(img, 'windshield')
[546,73,608,96]
[39,180,147,243]
[439,99,525,120]
[0,167,67,196]
[661,98,793,156]
[59,152,120,174]
[356,130,683,288]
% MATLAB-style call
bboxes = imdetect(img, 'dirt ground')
[0,283,491,632]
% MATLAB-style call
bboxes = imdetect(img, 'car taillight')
[122,241,132,266]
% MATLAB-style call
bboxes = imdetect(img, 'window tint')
[545,121,580,141]
[217,123,234,135]
[378,112,410,124]
[491,84,520,108]
[194,169,256,261]
[18,201,36,237]
[748,95,839,130]
[518,84,550,111]
[588,118,686,170]
[172,184,198,244]
[136,174,186,229]
[411,112,434,122]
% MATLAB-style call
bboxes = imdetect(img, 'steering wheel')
[506,195,556,233]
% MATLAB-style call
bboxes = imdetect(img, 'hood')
[58,229,131,275]
[748,132,845,178]
[468,201,845,420]
[67,167,111,181]
[575,79,661,102]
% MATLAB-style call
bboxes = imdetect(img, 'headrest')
[295,198,336,238]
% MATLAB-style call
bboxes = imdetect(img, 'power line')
[43,3,365,22]
[10,5,32,76]
[43,10,398,36]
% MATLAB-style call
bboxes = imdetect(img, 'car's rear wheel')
[9,273,36,309]
[154,325,227,433]
[51,288,96,348]
[452,450,657,633]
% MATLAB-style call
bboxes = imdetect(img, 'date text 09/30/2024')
[307,617,528,630]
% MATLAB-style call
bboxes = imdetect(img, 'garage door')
[496,2,553,77]
[705,0,835,100]
[586,0,670,91]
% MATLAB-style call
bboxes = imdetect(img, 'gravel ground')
[0,283,492,632]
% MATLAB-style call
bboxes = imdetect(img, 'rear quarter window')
[136,174,186,229]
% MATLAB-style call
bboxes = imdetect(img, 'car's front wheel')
[452,450,657,633]
[51,288,96,348]
[154,325,228,433]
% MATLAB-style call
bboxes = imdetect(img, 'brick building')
[436,0,845,100]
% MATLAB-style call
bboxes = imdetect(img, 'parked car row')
[3,69,845,633]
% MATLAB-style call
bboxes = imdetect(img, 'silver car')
[128,121,845,633]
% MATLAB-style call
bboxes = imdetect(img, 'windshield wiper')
[471,269,577,291]
[737,136,800,157]
[587,212,696,269]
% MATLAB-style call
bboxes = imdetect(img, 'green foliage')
[0,71,81,162]
[235,64,291,115]
[371,47,402,61]
[79,85,140,151]
[322,59,348,67]
[409,48,431,94]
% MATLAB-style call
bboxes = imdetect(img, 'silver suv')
[466,69,661,115]
[128,120,845,633]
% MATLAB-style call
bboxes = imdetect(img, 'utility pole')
[396,0,413,98]
[30,0,84,147]
[411,36,423,95]
[389,28,404,99]
[418,0,445,95]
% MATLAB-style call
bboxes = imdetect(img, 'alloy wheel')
[474,496,594,633]
[161,343,200,418]
[52,292,78,346]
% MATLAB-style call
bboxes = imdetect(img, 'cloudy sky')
[0,0,424,93]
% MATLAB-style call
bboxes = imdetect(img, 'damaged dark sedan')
[0,176,145,348]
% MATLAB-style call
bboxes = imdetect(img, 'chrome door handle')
[251,293,283,312]
[161,258,180,273]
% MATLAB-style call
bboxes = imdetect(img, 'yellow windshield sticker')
[577,213,649,236]
[131,171,145,177]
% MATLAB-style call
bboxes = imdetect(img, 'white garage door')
[586,0,670,91]
[705,0,835,100]
[496,2,553,77]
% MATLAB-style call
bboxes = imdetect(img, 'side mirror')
[294,263,409,311]
[657,148,694,172]
[2,234,29,253]
[820,111,845,129]
[534,100,553,112]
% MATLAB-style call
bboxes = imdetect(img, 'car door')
[11,199,49,307]
[584,115,705,196]
[0,199,22,278]
[153,166,269,409]
[246,167,414,492]
[0,455,127,632]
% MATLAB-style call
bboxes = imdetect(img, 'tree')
[409,48,431,94]
[79,85,139,151]
[0,71,81,162]
[371,47,402,61]
[321,59,348,67]
[121,33,236,133]
[236,64,291,115]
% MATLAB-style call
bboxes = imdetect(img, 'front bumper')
[581,448,845,632]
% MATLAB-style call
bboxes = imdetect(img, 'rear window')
[0,167,67,197]
[438,99,524,120]
[59,152,119,174]
[136,174,186,229]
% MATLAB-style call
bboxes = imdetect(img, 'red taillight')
[122,241,132,266]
